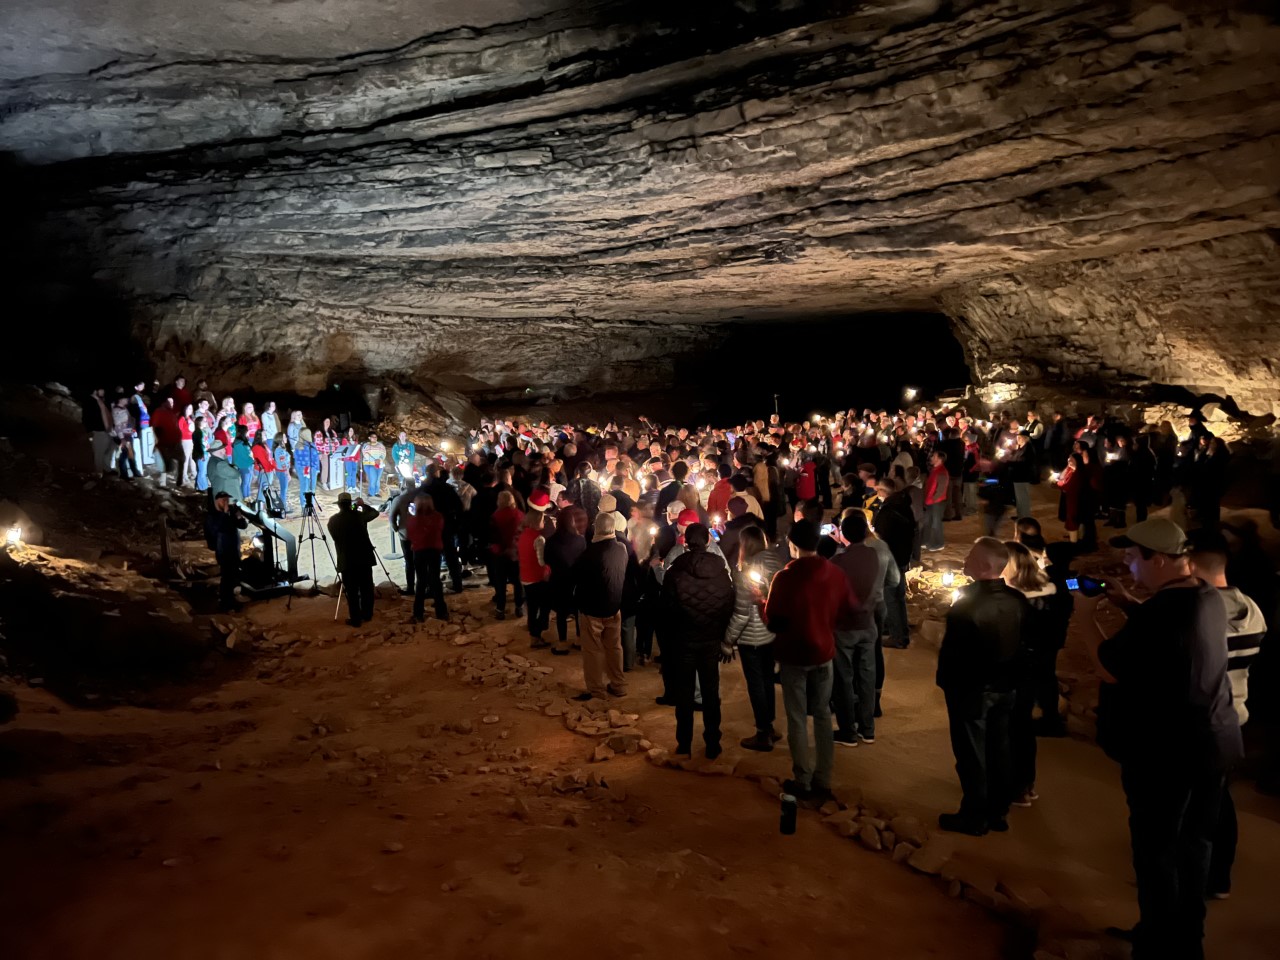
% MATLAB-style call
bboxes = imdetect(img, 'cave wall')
[2,0,1278,408]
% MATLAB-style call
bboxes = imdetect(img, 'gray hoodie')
[1219,586,1266,725]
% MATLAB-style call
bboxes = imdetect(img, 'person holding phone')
[1076,519,1240,958]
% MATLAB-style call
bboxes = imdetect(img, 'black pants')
[218,556,240,610]
[552,590,577,645]
[1120,763,1223,960]
[634,594,656,659]
[524,581,550,638]
[399,536,414,592]
[412,548,447,620]
[669,644,721,753]
[343,564,375,624]
[944,688,1013,824]
[1010,678,1037,795]
[1208,780,1237,896]
[441,528,464,590]
[1030,647,1064,730]
[489,556,523,614]
[738,643,775,736]
[763,506,778,542]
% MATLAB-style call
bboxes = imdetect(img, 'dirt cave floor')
[1,480,1279,960]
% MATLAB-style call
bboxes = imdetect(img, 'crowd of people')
[88,376,1274,960]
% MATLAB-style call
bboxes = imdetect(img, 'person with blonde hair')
[1002,540,1071,808]
[726,525,784,751]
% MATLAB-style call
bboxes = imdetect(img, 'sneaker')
[605,685,626,698]
[530,639,551,650]
[833,732,859,748]
[1011,789,1038,808]
[937,812,988,837]
[572,692,595,702]
[987,815,1010,832]
[495,610,506,621]
[515,606,525,618]
[769,727,783,744]
[705,744,723,761]
[857,734,875,745]
[1208,890,1231,901]
[739,733,774,752]
[674,745,692,758]
[655,695,675,706]
[804,785,836,809]
[781,778,811,801]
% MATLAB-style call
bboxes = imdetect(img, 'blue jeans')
[923,501,946,549]
[780,661,834,791]
[344,460,359,490]
[276,472,290,512]
[238,467,253,500]
[365,465,382,497]
[833,627,878,739]
[298,471,316,496]
[195,456,209,491]
[739,643,776,736]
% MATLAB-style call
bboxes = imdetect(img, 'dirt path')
[0,586,1008,960]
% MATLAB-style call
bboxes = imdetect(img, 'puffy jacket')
[661,547,735,648]
[726,548,783,647]
[567,477,602,521]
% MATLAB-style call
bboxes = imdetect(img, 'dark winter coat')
[573,538,628,618]
[661,547,735,649]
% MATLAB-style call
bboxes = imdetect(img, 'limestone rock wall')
[3,0,1279,406]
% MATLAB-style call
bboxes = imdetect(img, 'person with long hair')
[1057,452,1084,542]
[341,427,362,493]
[179,403,196,486]
[238,401,261,442]
[315,417,340,489]
[407,493,448,622]
[192,414,210,491]
[518,509,552,647]
[1002,541,1071,807]
[726,525,783,751]
[546,504,589,655]
[489,490,525,620]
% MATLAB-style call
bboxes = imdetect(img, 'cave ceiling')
[2,0,1278,410]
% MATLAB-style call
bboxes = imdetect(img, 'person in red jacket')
[407,493,448,622]
[763,519,857,807]
[706,464,734,520]
[489,490,525,620]
[796,456,818,502]
[923,449,950,551]
[518,510,552,647]
[250,434,275,502]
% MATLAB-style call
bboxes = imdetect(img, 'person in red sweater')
[407,493,448,622]
[489,490,526,620]
[923,449,950,551]
[763,519,857,807]
[518,510,552,647]
[706,464,734,520]
[251,434,275,502]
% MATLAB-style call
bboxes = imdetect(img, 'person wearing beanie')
[660,523,735,759]
[1077,519,1240,956]
[762,519,857,807]
[570,512,630,700]
[597,493,627,535]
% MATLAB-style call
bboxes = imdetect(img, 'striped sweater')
[1219,586,1266,725]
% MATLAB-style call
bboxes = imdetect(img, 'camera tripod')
[297,491,341,609]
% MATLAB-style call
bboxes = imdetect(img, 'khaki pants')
[582,612,626,698]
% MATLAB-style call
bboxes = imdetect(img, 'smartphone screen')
[1065,577,1079,591]
[821,523,835,536]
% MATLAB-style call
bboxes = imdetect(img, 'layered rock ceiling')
[3,0,1279,410]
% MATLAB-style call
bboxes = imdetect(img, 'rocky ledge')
[4,1,1279,411]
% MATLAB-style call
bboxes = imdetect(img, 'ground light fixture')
[904,387,918,401]
[5,525,21,547]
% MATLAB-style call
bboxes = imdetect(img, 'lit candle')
[649,525,659,536]
[748,569,763,584]
[5,524,21,546]
[941,571,955,587]
[712,514,722,527]
[1050,471,1061,482]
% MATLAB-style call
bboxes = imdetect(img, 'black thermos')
[780,792,798,835]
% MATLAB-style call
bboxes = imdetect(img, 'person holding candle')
[725,526,784,751]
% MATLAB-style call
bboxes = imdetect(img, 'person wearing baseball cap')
[328,491,380,626]
[1079,517,1241,956]
[205,489,248,611]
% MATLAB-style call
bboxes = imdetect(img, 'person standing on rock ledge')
[328,492,379,627]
